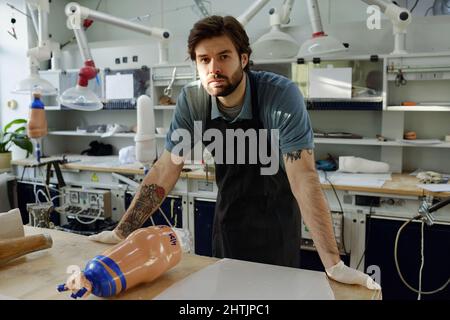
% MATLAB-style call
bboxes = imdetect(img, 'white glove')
[173,227,192,253]
[325,260,381,290]
[88,230,123,244]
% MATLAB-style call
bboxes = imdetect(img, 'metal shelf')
[314,138,400,146]
[314,137,450,148]
[153,105,176,110]
[48,131,135,138]
[387,106,450,112]
[306,97,383,111]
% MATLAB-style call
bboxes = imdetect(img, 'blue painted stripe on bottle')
[96,255,127,292]
[84,256,116,297]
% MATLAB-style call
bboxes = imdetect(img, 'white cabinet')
[385,52,450,111]
[39,68,143,156]
[253,53,450,173]
[384,52,450,173]
[38,53,449,173]
[38,64,198,158]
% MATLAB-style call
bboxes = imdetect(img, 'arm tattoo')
[117,184,166,237]
[284,149,313,163]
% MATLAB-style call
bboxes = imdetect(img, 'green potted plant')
[0,119,33,169]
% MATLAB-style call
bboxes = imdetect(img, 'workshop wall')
[0,0,31,159]
[2,0,450,162]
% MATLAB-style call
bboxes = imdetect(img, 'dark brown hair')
[188,15,252,72]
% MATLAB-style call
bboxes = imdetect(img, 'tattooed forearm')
[116,183,166,238]
[284,149,313,163]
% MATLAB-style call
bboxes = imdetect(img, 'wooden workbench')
[0,227,380,300]
[12,155,200,179]
[320,173,443,196]
[12,155,450,197]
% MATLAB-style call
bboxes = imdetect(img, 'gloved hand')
[88,229,124,244]
[325,260,381,290]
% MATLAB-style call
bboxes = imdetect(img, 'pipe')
[65,2,169,40]
[73,26,93,62]
[27,3,39,38]
[159,40,169,65]
[50,42,61,70]
[38,4,49,46]
[361,0,411,54]
[237,0,271,26]
[305,0,324,35]
[361,0,388,12]
[87,10,170,39]
[279,0,295,25]
[393,33,406,55]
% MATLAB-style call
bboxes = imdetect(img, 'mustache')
[207,74,228,82]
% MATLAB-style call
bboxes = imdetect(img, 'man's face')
[195,35,248,97]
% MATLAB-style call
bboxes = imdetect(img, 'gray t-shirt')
[217,102,243,121]
[165,70,314,167]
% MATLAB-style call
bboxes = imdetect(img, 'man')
[91,15,380,290]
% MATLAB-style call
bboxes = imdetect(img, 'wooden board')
[0,227,381,300]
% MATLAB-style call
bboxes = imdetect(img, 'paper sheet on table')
[154,258,335,300]
[308,68,352,99]
[105,73,134,100]
[417,184,450,192]
[319,171,391,188]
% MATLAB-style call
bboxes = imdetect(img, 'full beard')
[206,68,244,97]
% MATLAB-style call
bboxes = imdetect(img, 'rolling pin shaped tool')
[0,234,53,265]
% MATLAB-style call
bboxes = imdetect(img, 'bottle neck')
[31,97,45,109]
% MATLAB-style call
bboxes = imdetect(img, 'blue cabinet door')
[365,216,450,300]
[299,249,350,272]
[194,200,216,257]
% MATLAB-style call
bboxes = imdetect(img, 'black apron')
[203,72,301,268]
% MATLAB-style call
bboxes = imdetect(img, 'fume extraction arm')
[60,2,171,111]
[13,0,60,96]
[361,0,411,55]
[298,0,349,58]
[240,0,412,60]
[238,0,300,60]
[299,0,411,58]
